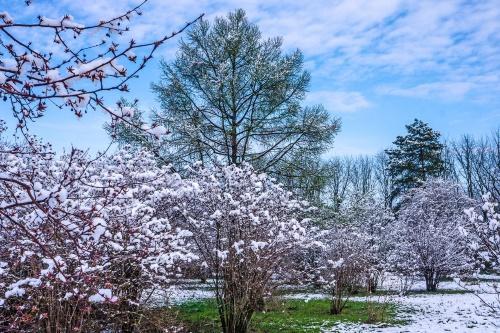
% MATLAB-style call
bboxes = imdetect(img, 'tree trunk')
[330,286,344,315]
[218,297,254,333]
[424,271,438,292]
[330,300,341,315]
[255,295,265,312]
[224,311,252,333]
[367,276,378,293]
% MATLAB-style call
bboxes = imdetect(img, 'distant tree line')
[307,121,499,215]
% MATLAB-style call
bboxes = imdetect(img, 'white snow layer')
[328,292,499,332]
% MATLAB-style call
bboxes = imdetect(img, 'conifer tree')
[385,119,444,207]
[113,9,340,189]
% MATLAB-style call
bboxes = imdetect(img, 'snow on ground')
[378,274,461,292]
[478,274,500,281]
[329,292,499,333]
[147,285,212,307]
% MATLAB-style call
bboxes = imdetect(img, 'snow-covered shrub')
[0,140,195,332]
[461,193,500,314]
[390,179,474,291]
[289,238,325,288]
[176,163,311,333]
[316,226,370,314]
[85,148,197,331]
[340,193,394,293]
[464,193,500,271]
[304,193,393,315]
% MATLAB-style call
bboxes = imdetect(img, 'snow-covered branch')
[0,1,202,137]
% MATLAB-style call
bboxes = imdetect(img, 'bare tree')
[350,155,375,196]
[324,157,353,213]
[452,135,477,198]
[374,151,393,209]
[450,130,499,201]
[472,132,500,201]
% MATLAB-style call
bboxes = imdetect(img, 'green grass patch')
[174,298,403,332]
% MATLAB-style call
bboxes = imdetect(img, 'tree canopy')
[385,119,444,207]
[114,9,340,182]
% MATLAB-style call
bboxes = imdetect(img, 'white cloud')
[306,90,370,113]
[377,82,474,101]
[3,0,499,103]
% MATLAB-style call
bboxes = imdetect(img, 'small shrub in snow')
[303,194,393,315]
[176,163,311,333]
[340,193,394,293]
[317,226,370,314]
[390,179,474,291]
[461,193,500,315]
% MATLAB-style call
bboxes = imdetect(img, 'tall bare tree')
[374,151,393,209]
[324,157,353,213]
[451,129,499,200]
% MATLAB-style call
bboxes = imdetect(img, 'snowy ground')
[286,277,500,332]
[146,285,212,307]
[328,292,499,332]
[155,276,500,332]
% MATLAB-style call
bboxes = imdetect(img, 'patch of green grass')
[174,298,403,333]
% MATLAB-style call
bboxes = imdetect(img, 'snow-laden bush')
[390,179,474,291]
[316,226,369,314]
[307,194,393,315]
[0,141,195,332]
[176,163,312,333]
[461,193,500,314]
[340,193,394,293]
[464,193,500,271]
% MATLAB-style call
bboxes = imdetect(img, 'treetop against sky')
[1,0,498,154]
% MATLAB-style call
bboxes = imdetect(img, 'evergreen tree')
[113,9,340,189]
[385,119,444,207]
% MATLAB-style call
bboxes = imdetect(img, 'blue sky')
[2,0,499,155]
